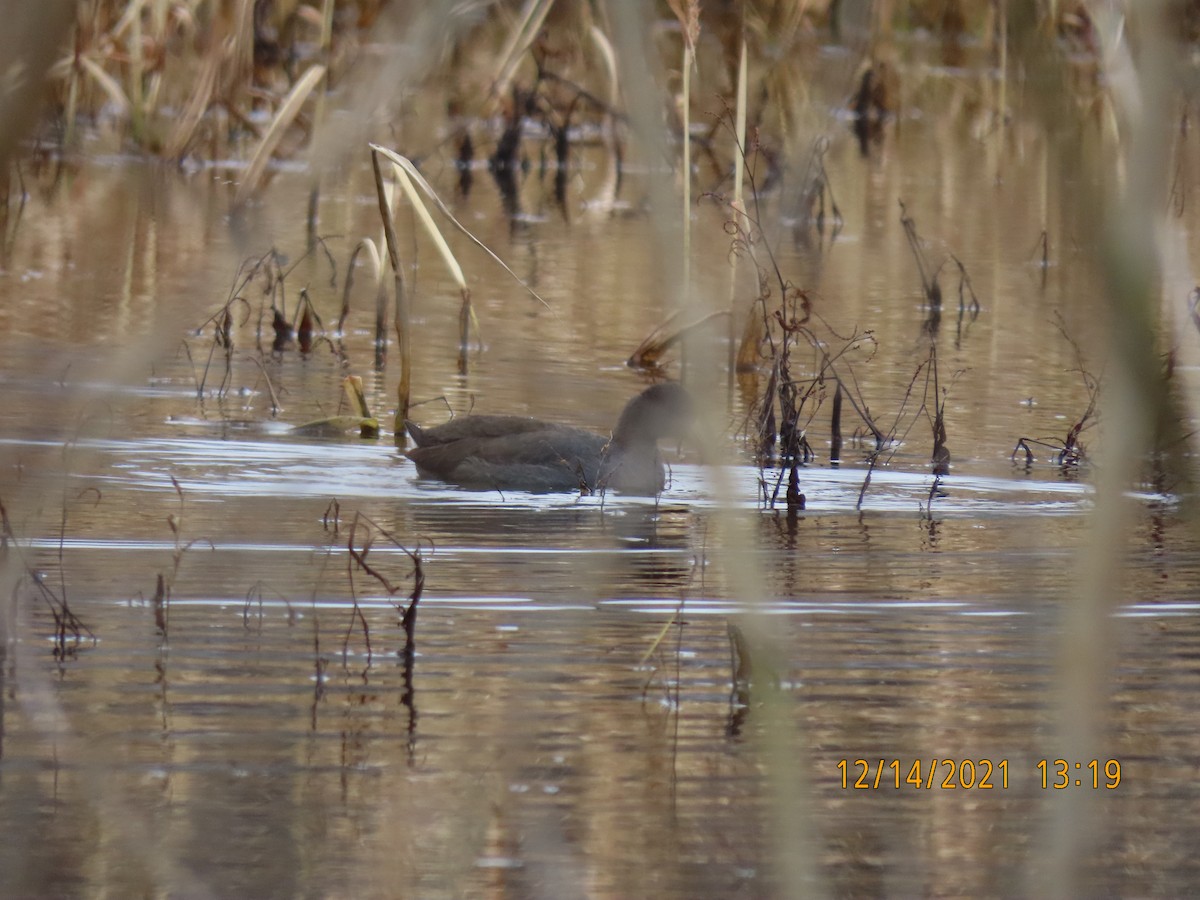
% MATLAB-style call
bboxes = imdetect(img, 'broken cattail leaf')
[628,309,727,370]
[293,376,379,439]
[457,130,474,195]
[217,309,232,349]
[271,307,293,353]
[342,375,372,420]
[292,416,379,439]
[298,302,314,354]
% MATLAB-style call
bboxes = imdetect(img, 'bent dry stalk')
[367,142,552,437]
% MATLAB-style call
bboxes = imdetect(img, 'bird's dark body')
[404,384,690,495]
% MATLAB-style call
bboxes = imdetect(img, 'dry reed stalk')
[339,238,383,333]
[457,288,472,374]
[668,0,700,292]
[234,63,327,206]
[163,40,220,159]
[371,145,478,376]
[489,0,556,109]
[369,136,556,397]
[590,23,619,108]
[318,0,336,52]
[370,144,548,306]
[585,22,622,213]
[373,147,470,294]
[996,0,1008,126]
[369,147,409,435]
[728,35,749,378]
[605,5,824,890]
[100,0,142,90]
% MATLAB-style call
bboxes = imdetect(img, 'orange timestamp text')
[838,758,1008,789]
[837,758,1123,790]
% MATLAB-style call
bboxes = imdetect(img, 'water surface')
[2,27,1200,899]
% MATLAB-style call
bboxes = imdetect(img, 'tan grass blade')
[375,148,480,350]
[589,24,619,108]
[388,153,479,370]
[110,0,151,42]
[128,0,145,138]
[369,143,550,309]
[390,159,467,290]
[360,238,383,283]
[234,64,327,206]
[78,55,131,119]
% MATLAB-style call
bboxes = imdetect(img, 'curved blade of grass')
[360,237,383,283]
[369,143,550,309]
[110,0,149,41]
[374,148,481,342]
[390,161,466,289]
[235,64,327,206]
[589,24,619,107]
[79,55,131,118]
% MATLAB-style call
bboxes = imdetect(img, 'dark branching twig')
[1011,315,1099,469]
[343,511,428,667]
[243,581,296,630]
[189,240,343,402]
[713,118,885,509]
[155,476,213,639]
[2,496,95,659]
[793,135,844,244]
[899,200,942,307]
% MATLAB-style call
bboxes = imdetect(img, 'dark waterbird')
[404,383,692,494]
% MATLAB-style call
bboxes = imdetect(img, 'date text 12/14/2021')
[836,759,1123,790]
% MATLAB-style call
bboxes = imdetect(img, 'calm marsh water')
[3,27,1200,900]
